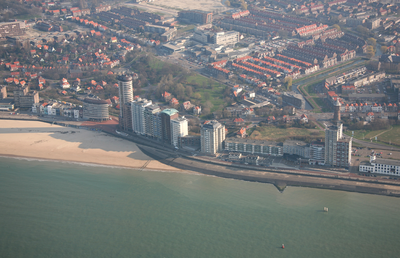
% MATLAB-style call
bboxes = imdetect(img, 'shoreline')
[0,154,201,175]
[2,118,400,197]
[0,120,182,173]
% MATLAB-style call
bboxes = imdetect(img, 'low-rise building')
[283,140,310,159]
[282,92,305,109]
[359,156,400,176]
[224,138,283,156]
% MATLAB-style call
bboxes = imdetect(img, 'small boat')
[282,244,285,249]
[324,207,329,212]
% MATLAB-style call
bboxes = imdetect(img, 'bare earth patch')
[152,0,228,12]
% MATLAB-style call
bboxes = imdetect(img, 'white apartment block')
[131,98,152,135]
[325,123,352,167]
[213,31,240,45]
[170,117,188,147]
[201,120,225,154]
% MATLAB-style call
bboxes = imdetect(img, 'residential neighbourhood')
[1,0,400,178]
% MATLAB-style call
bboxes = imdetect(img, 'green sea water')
[1,156,400,258]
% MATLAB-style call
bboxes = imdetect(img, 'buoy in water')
[282,244,285,249]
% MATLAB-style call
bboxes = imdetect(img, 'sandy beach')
[0,120,182,172]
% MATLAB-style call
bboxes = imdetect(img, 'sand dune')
[0,120,180,172]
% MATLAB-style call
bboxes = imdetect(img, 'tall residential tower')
[118,74,133,131]
[201,120,225,154]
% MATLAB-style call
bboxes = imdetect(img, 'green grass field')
[186,74,227,112]
[345,125,400,146]
[249,125,325,142]
[373,125,400,146]
[178,24,195,32]
[148,58,164,70]
[313,97,331,112]
[14,14,41,20]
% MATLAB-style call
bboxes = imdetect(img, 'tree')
[381,46,388,54]
[193,92,202,99]
[284,77,292,90]
[225,0,231,6]
[367,37,377,47]
[366,45,375,59]
[185,86,193,98]
[332,24,341,31]
[205,101,214,110]
[356,25,370,37]
[202,107,211,116]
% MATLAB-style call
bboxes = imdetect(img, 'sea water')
[1,156,400,258]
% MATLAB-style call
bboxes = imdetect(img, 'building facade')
[309,142,325,165]
[283,140,310,159]
[144,105,161,139]
[212,31,240,45]
[282,92,305,109]
[359,156,400,175]
[178,10,213,24]
[160,108,179,144]
[118,74,133,118]
[0,85,7,99]
[13,86,39,108]
[325,123,352,167]
[224,138,283,156]
[131,98,152,135]
[83,98,109,121]
[118,74,134,131]
[171,117,188,148]
[201,120,225,154]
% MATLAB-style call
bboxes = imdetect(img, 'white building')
[359,155,400,175]
[118,74,134,118]
[131,98,152,135]
[60,78,70,89]
[212,31,240,45]
[201,120,225,154]
[170,117,188,147]
[309,142,325,165]
[144,104,161,139]
[325,123,352,167]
